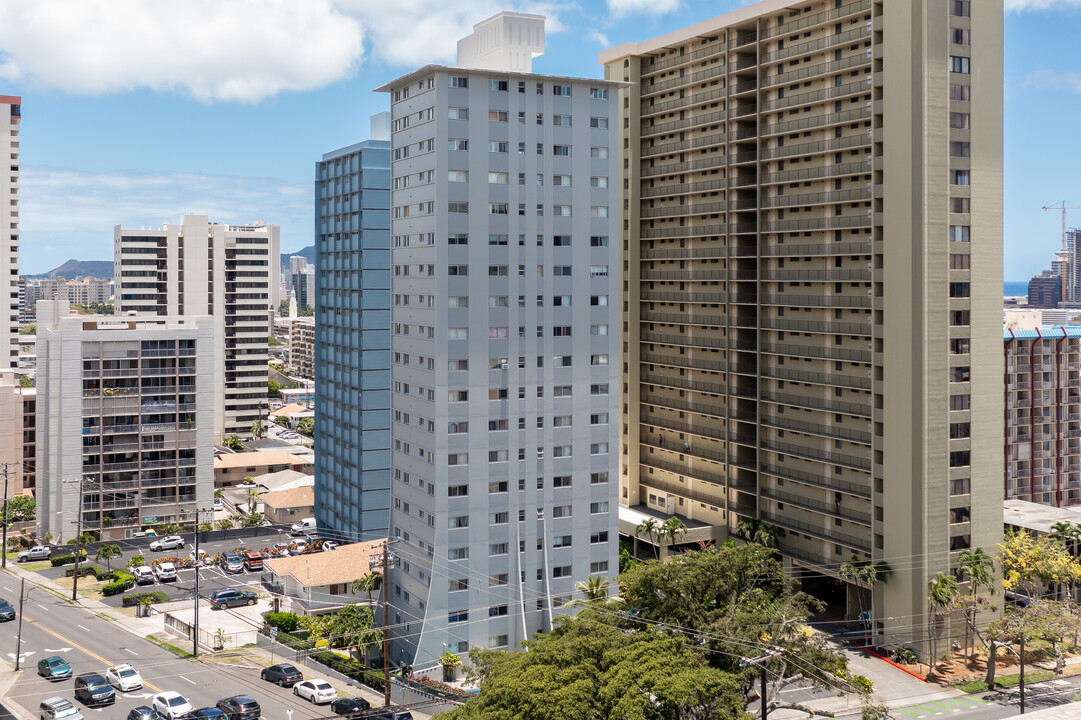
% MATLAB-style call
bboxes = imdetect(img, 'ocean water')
[1004,281,1028,297]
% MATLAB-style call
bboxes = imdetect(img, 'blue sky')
[1,0,1079,278]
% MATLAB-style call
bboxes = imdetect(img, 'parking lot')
[19,528,309,607]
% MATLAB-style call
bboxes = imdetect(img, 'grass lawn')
[19,561,52,572]
[954,670,1057,694]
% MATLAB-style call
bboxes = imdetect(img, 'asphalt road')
[0,571,375,720]
[21,533,313,608]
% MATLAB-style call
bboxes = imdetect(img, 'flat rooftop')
[1004,499,1081,535]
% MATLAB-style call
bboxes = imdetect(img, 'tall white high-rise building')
[113,215,280,441]
[1,96,21,368]
[37,300,215,541]
[376,13,621,670]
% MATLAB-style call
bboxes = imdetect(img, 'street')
[0,570,380,720]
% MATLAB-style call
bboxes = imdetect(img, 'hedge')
[263,612,301,634]
[102,571,135,597]
[50,551,88,567]
[63,564,109,580]
[309,649,385,692]
[121,591,169,607]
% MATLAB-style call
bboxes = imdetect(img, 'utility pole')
[742,648,783,720]
[1,463,10,569]
[71,493,85,602]
[369,539,397,708]
[186,507,212,657]
[1019,634,1026,715]
[14,577,24,670]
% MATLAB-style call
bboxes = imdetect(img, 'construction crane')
[1041,201,1081,302]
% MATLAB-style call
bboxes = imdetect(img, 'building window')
[950,0,970,17]
[553,85,571,96]
[449,76,468,88]
[950,170,970,186]
[590,501,609,514]
[448,201,469,213]
[950,141,970,157]
[553,565,572,578]
[949,56,970,74]
[590,531,609,543]
[488,110,508,121]
[949,197,970,214]
[448,139,468,151]
[590,116,609,128]
[591,176,609,188]
[553,145,571,156]
[448,107,468,119]
[590,443,609,455]
[590,147,609,159]
[489,141,508,153]
[447,170,468,182]
[949,225,970,243]
[950,28,970,45]
[590,561,609,574]
[448,610,468,622]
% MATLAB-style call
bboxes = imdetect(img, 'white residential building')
[1,96,20,368]
[113,215,280,441]
[376,13,620,670]
[36,300,215,541]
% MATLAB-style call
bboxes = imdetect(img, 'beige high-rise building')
[601,0,1002,647]
[289,318,315,381]
[1,96,20,369]
[114,215,280,441]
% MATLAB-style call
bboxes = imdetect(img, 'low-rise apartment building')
[214,449,314,488]
[264,539,385,615]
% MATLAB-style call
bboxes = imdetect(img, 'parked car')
[74,673,116,706]
[219,552,243,573]
[105,663,143,691]
[330,697,372,716]
[212,499,223,511]
[322,540,340,551]
[149,535,184,552]
[270,543,289,557]
[260,663,303,687]
[133,566,155,585]
[190,709,226,720]
[0,598,16,621]
[293,679,336,705]
[18,545,52,562]
[209,588,257,610]
[215,696,260,720]
[154,563,178,582]
[151,692,193,720]
[189,550,210,565]
[242,551,263,571]
[37,656,72,681]
[40,697,84,720]
[290,518,317,535]
[288,540,308,556]
[126,707,164,720]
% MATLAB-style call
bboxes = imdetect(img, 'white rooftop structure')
[456,12,545,73]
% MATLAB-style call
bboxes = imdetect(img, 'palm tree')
[636,518,661,560]
[95,543,122,573]
[660,516,687,557]
[736,518,785,549]
[577,575,611,601]
[957,547,995,667]
[351,572,383,602]
[928,572,960,673]
[251,418,267,440]
[247,486,260,515]
[839,556,893,647]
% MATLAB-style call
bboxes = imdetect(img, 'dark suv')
[260,663,303,687]
[74,673,116,706]
[215,696,260,720]
[209,588,257,609]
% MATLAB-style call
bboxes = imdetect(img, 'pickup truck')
[17,546,52,563]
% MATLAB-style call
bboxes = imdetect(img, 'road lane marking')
[179,675,196,685]
[35,603,48,612]
[77,624,90,632]
[18,612,161,693]
[123,648,138,655]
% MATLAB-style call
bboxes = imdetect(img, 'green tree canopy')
[444,613,750,720]
[223,435,244,451]
[95,543,122,572]
[6,495,35,522]
[268,379,282,396]
[296,417,314,437]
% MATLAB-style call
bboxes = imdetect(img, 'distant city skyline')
[0,0,1077,275]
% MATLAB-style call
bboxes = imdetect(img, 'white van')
[290,518,317,535]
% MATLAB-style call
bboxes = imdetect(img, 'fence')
[163,611,256,650]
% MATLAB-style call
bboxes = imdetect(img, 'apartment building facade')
[1005,327,1081,507]
[376,13,620,669]
[0,369,33,497]
[601,0,1003,645]
[290,318,315,380]
[36,300,215,540]
[313,135,392,541]
[113,215,280,441]
[2,96,20,369]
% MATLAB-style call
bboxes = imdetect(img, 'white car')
[153,563,177,582]
[149,535,184,552]
[212,499,223,511]
[321,540,339,551]
[151,692,193,720]
[293,679,336,705]
[105,664,143,692]
[132,566,155,585]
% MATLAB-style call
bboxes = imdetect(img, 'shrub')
[103,571,135,597]
[50,551,88,567]
[122,591,169,607]
[127,555,146,568]
[264,612,301,634]
[63,564,109,580]
[309,650,385,692]
[891,646,918,665]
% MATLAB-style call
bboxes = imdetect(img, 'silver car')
[40,697,84,720]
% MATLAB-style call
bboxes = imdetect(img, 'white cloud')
[0,0,365,103]
[1006,0,1081,10]
[17,166,313,272]
[606,0,681,17]
[586,30,610,46]
[1026,69,1081,93]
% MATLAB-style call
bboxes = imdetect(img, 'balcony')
[761,486,871,525]
[761,511,871,553]
[760,463,871,499]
